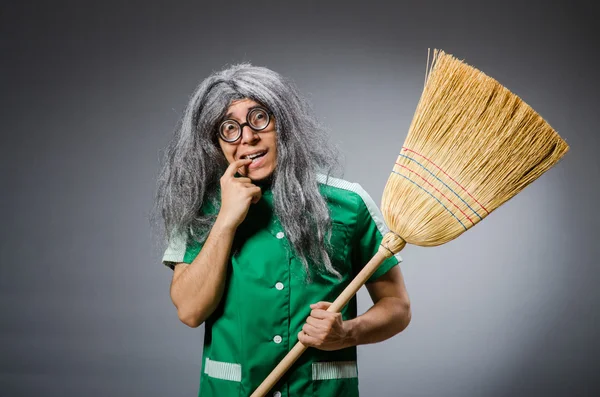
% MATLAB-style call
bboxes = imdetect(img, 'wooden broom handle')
[249,246,392,397]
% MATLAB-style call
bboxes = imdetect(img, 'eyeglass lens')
[220,107,270,142]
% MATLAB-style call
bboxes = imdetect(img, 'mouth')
[240,150,268,163]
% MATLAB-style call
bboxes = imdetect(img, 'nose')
[240,124,260,144]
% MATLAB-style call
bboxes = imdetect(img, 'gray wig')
[154,64,342,279]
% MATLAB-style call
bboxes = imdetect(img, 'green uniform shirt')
[162,175,402,397]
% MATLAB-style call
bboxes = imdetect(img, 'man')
[155,64,411,396]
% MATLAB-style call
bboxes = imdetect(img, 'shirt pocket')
[328,222,351,265]
[311,360,359,397]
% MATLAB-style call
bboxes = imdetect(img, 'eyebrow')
[223,106,264,121]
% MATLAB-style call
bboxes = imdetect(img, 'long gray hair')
[153,64,342,279]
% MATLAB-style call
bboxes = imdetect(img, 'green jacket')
[162,175,402,397]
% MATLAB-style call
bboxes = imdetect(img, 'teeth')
[246,151,265,160]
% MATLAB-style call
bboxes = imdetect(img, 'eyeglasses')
[218,106,273,143]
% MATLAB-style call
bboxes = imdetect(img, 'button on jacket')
[162,175,402,397]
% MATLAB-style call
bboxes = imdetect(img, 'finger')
[305,316,324,327]
[297,331,321,348]
[224,159,252,178]
[310,308,335,320]
[306,316,333,333]
[239,181,258,189]
[238,184,260,192]
[250,186,262,204]
[235,177,253,185]
[310,301,332,311]
[302,323,321,336]
[239,160,250,177]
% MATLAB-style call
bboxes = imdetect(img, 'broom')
[250,49,569,397]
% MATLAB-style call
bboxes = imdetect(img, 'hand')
[217,159,262,229]
[297,301,353,351]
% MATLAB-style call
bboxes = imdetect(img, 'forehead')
[225,98,262,118]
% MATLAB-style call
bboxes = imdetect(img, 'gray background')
[1,0,598,396]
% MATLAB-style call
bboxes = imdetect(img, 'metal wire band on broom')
[381,232,405,256]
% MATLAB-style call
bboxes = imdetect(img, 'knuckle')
[298,332,308,344]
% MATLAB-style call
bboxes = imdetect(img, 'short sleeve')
[161,196,218,270]
[161,230,188,270]
[161,229,205,270]
[350,185,403,283]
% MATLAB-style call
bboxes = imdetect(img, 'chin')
[247,166,275,182]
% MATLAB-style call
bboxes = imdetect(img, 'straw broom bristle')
[381,49,569,248]
[247,49,571,397]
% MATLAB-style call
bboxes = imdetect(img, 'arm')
[298,265,411,350]
[169,218,236,328]
[169,158,260,328]
[346,265,411,345]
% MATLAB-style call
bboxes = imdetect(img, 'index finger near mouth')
[225,159,252,177]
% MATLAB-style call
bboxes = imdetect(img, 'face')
[218,98,277,181]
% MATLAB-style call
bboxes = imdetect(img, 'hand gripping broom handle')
[250,232,406,397]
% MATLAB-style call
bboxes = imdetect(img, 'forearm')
[344,296,411,347]
[170,215,236,326]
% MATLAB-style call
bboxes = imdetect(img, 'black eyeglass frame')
[217,106,274,143]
